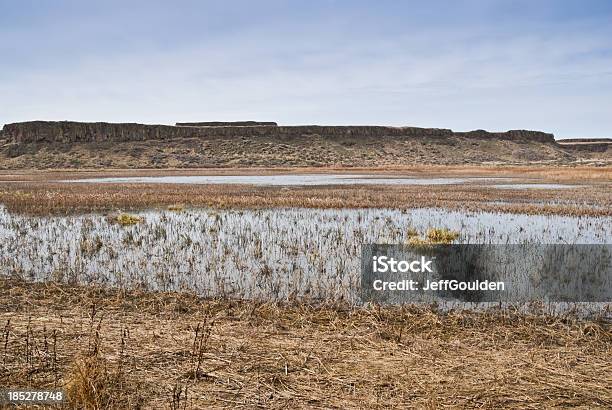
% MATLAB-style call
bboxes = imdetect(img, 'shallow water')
[0,206,609,304]
[493,183,582,189]
[65,174,583,189]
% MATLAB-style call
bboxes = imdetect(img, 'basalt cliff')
[0,121,609,168]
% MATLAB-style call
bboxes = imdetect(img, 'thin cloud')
[0,1,610,138]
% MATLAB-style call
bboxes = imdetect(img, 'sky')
[0,0,611,138]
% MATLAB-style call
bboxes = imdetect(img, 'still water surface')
[67,174,582,189]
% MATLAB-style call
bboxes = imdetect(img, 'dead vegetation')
[2,165,611,182]
[65,352,133,409]
[0,167,609,217]
[407,228,461,245]
[1,278,610,409]
[113,213,142,226]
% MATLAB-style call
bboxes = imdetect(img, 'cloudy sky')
[1,0,611,138]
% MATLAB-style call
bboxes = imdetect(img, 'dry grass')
[407,228,461,245]
[110,213,142,226]
[65,355,129,410]
[426,228,461,243]
[167,203,185,212]
[1,165,611,182]
[0,168,610,217]
[1,278,610,409]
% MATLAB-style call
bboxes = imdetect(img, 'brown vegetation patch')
[1,278,610,408]
[2,165,612,182]
[0,176,609,217]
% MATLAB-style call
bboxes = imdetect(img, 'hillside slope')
[0,121,609,168]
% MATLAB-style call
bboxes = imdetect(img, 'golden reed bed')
[0,166,611,216]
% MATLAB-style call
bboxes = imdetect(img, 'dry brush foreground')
[1,278,610,409]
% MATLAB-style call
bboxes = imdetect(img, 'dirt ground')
[1,278,610,409]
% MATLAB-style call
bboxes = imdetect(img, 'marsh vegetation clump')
[407,227,419,238]
[80,235,104,256]
[425,228,460,244]
[406,227,460,246]
[167,204,185,212]
[115,213,142,226]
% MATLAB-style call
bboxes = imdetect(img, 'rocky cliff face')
[557,139,612,153]
[4,120,597,169]
[176,121,278,126]
[1,121,556,145]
